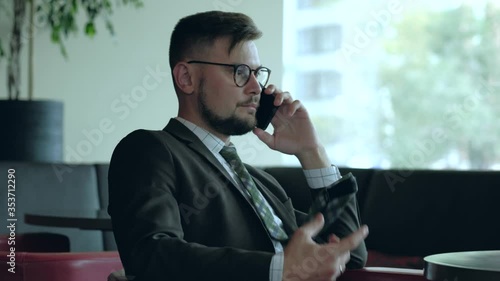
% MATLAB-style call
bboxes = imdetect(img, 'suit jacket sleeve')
[108,130,273,281]
[294,174,368,269]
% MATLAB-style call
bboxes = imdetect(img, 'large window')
[283,0,500,170]
[297,24,342,54]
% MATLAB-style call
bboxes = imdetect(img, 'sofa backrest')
[262,167,312,212]
[362,169,500,257]
[267,167,500,257]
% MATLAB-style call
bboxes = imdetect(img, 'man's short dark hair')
[169,11,262,70]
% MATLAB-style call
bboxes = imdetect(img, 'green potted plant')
[0,0,142,162]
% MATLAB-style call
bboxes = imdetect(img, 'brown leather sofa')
[1,162,499,271]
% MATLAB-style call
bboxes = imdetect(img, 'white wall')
[0,0,284,165]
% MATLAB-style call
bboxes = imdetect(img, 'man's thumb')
[302,213,325,238]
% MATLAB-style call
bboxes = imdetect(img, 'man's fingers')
[339,251,351,265]
[300,213,325,239]
[274,91,293,106]
[282,100,302,117]
[253,128,274,148]
[328,234,340,244]
[337,225,369,252]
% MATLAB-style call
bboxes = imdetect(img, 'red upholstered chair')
[107,267,427,281]
[0,251,123,281]
[365,250,425,269]
[0,232,70,252]
[338,267,427,281]
[108,269,128,281]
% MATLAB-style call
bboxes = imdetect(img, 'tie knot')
[219,146,239,162]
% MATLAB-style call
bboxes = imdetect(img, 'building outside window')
[283,0,500,170]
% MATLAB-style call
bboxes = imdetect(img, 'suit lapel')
[163,119,247,198]
[163,119,234,181]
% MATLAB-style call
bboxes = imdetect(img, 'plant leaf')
[71,0,78,13]
[0,38,5,58]
[85,22,96,37]
[105,20,115,36]
[60,43,68,59]
[51,28,61,43]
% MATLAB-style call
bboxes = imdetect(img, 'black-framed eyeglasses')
[187,60,271,88]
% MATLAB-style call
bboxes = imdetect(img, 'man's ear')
[173,62,195,94]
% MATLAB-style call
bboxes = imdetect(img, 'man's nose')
[246,73,262,95]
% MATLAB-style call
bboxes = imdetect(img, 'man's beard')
[197,79,256,136]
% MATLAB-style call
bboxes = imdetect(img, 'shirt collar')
[175,117,228,154]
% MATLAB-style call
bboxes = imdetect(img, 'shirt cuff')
[269,252,284,281]
[303,165,342,189]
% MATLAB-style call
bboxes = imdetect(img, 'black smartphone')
[255,87,279,130]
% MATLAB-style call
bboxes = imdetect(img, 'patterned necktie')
[220,146,288,240]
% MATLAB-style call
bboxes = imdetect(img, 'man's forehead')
[209,38,260,64]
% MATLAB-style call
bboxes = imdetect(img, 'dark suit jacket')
[108,119,367,281]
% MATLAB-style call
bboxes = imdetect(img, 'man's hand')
[253,85,330,169]
[283,214,369,281]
